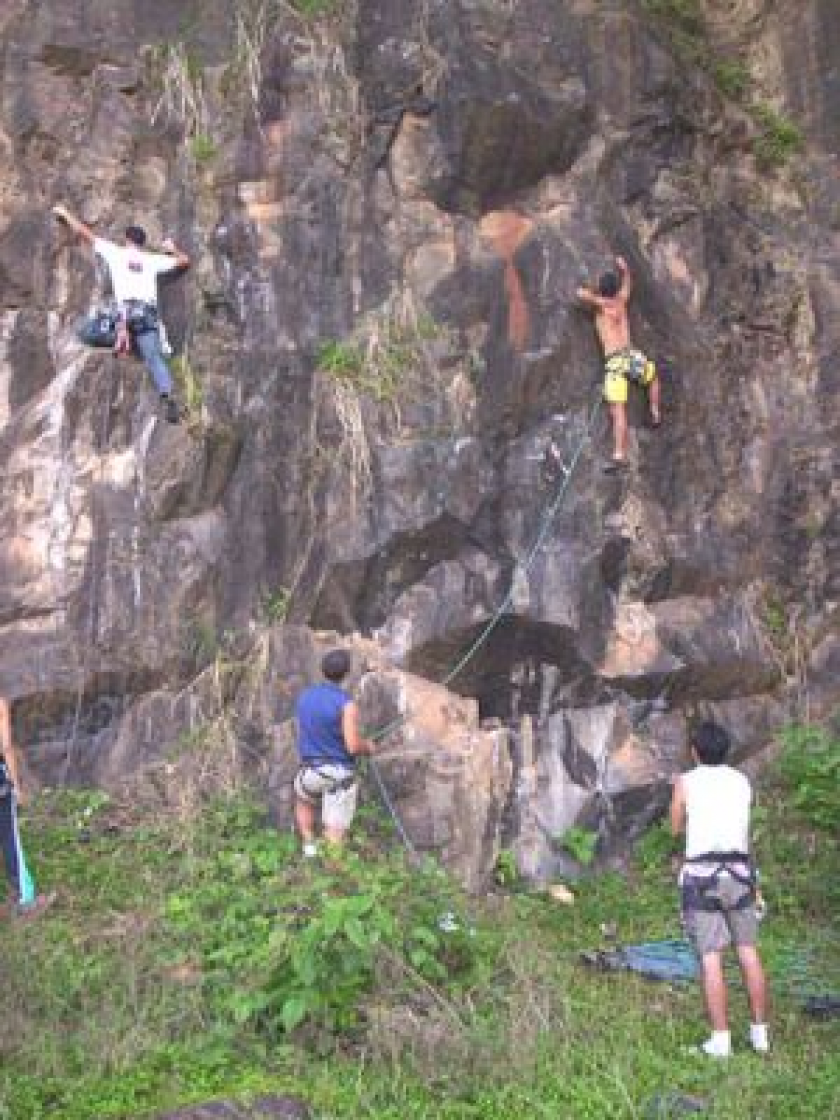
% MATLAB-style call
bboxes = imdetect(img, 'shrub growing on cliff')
[752,106,805,168]
[713,59,750,100]
[779,724,839,832]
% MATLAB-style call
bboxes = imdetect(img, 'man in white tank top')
[670,721,769,1057]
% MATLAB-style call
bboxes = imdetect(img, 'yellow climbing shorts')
[603,349,657,405]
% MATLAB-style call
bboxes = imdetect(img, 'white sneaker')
[302,842,318,859]
[700,1031,731,1058]
[749,1024,770,1053]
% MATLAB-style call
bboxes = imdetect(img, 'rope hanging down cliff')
[367,393,604,854]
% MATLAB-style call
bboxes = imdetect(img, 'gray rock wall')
[0,0,837,887]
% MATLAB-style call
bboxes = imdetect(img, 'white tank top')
[683,764,751,858]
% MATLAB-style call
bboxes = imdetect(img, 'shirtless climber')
[577,256,662,471]
[52,204,190,424]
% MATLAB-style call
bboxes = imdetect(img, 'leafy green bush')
[779,725,839,831]
[494,848,519,888]
[164,810,478,1037]
[559,825,598,866]
[634,820,679,873]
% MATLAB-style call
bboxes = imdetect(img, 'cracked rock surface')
[1,0,837,885]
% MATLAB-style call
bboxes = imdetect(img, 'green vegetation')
[493,847,519,887]
[712,59,750,101]
[318,309,439,406]
[779,724,839,834]
[559,824,598,866]
[751,105,806,168]
[317,338,366,379]
[641,0,806,168]
[642,0,704,37]
[189,132,218,163]
[290,0,345,16]
[641,0,706,62]
[316,301,443,495]
[761,589,788,644]
[1,730,838,1119]
[260,585,291,624]
[317,336,403,404]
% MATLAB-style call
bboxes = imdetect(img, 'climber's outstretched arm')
[52,204,96,246]
[576,285,606,310]
[161,237,191,271]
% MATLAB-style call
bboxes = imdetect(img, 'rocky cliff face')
[1,0,837,886]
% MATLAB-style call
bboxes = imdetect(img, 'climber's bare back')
[592,296,630,356]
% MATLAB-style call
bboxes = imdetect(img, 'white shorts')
[294,764,358,831]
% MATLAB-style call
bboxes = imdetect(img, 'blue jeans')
[133,328,173,397]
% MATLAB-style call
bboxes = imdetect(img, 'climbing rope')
[367,393,603,849]
[367,755,418,856]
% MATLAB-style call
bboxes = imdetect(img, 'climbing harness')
[367,393,603,850]
[78,300,160,351]
[78,302,120,349]
[604,348,657,386]
[680,851,756,914]
[295,764,357,800]
[121,299,159,336]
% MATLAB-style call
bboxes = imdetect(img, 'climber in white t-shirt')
[52,204,190,424]
[670,720,770,1058]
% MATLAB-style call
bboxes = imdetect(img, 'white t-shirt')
[683,764,751,859]
[94,237,176,306]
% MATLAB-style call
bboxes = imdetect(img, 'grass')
[290,0,345,16]
[641,0,806,169]
[751,106,805,168]
[712,59,750,101]
[1,751,837,1119]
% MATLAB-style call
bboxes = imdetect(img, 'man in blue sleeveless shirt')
[294,649,374,856]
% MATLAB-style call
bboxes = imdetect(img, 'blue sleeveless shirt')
[295,682,354,767]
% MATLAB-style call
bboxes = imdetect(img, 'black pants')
[0,778,24,904]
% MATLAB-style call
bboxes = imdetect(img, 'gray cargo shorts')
[681,872,758,955]
[294,763,358,830]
